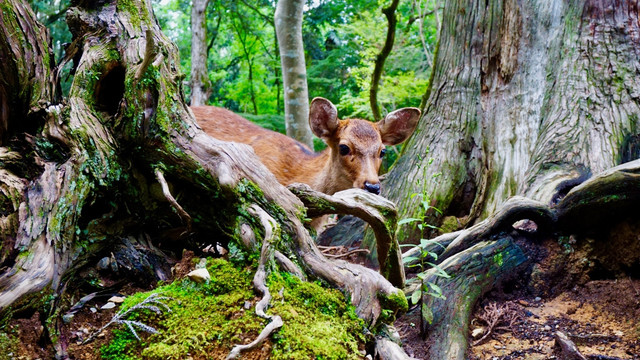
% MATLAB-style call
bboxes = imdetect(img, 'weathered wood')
[227,206,283,360]
[0,5,408,358]
[555,159,640,231]
[0,0,55,143]
[385,0,640,236]
[288,183,405,288]
[554,331,588,360]
[420,237,528,360]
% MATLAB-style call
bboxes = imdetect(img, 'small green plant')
[84,293,172,344]
[398,150,449,330]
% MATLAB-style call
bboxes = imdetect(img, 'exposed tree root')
[439,196,553,261]
[154,168,191,233]
[288,183,405,287]
[375,337,418,360]
[318,245,371,258]
[554,331,588,360]
[471,302,521,346]
[227,206,283,360]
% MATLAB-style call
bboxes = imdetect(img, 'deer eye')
[339,144,350,156]
[380,148,387,158]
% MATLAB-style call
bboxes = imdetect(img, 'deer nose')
[363,181,381,195]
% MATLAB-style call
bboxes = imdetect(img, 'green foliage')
[149,0,439,120]
[28,0,73,95]
[101,258,366,360]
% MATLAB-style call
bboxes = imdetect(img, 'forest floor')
[397,278,640,360]
[4,255,640,359]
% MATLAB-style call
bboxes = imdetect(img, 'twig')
[471,302,521,346]
[155,169,192,232]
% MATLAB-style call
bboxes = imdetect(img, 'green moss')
[268,272,366,360]
[101,258,366,360]
[101,258,261,360]
[117,0,149,28]
[439,215,459,233]
[0,329,20,357]
[376,290,409,325]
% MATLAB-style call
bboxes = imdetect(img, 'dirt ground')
[397,278,640,360]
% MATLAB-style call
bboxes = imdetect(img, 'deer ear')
[309,97,339,139]
[377,108,421,145]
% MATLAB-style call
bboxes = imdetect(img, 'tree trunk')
[190,0,210,106]
[0,0,55,144]
[376,0,640,358]
[0,0,408,358]
[275,0,314,149]
[369,0,400,121]
[385,0,640,236]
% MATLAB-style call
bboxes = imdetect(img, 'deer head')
[309,97,421,195]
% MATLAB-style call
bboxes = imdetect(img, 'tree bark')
[0,1,407,357]
[275,0,314,149]
[376,0,640,358]
[190,0,210,106]
[384,0,640,235]
[0,0,55,144]
[369,0,400,121]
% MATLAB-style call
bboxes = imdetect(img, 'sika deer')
[192,97,420,195]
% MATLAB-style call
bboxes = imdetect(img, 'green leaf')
[410,289,421,305]
[427,282,442,296]
[420,238,446,249]
[421,304,433,324]
[426,262,451,278]
[398,218,422,226]
[402,256,419,264]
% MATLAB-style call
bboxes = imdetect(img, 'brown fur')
[191,98,420,195]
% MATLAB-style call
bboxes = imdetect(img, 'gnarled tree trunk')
[378,0,640,358]
[0,0,407,358]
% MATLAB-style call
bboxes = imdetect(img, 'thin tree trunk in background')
[275,32,282,114]
[369,0,400,121]
[275,0,314,149]
[190,0,209,106]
